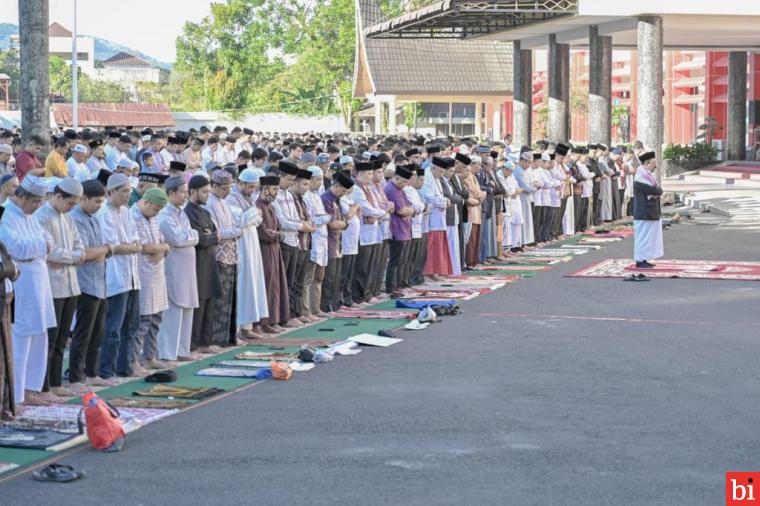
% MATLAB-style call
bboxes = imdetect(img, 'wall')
[49,35,95,73]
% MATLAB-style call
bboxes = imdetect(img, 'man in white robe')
[496,161,523,250]
[0,176,57,405]
[226,168,269,338]
[632,151,664,268]
[512,151,535,248]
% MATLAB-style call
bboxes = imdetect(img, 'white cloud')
[0,0,215,63]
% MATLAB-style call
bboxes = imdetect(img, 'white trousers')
[12,330,48,404]
[157,303,194,360]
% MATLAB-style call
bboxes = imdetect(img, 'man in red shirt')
[14,135,45,181]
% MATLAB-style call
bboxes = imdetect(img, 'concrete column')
[373,99,383,134]
[727,51,748,161]
[19,0,50,146]
[474,102,483,137]
[547,34,570,143]
[636,16,663,181]
[589,25,612,145]
[387,96,397,133]
[512,41,532,147]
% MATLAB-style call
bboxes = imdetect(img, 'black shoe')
[635,261,653,269]
[643,261,656,267]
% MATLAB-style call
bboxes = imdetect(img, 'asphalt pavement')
[2,220,760,505]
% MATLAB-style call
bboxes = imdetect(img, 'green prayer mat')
[0,447,54,477]
[364,299,418,312]
[279,318,409,339]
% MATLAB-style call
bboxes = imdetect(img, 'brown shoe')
[261,325,279,334]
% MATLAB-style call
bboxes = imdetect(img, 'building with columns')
[363,0,760,169]
[353,0,514,138]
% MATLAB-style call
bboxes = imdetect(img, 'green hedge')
[662,142,717,162]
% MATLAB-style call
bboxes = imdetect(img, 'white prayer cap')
[45,177,62,193]
[142,134,151,143]
[458,145,470,155]
[471,155,482,164]
[116,157,133,168]
[72,144,88,154]
[21,175,49,197]
[520,151,533,161]
[503,161,516,171]
[339,155,353,165]
[106,173,130,191]
[239,168,262,183]
[58,176,83,197]
[507,152,519,163]
[307,165,323,178]
[541,152,551,162]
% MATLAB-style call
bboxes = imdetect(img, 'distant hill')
[0,22,171,69]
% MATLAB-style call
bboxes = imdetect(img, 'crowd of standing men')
[0,125,641,419]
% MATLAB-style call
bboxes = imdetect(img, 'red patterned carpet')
[567,259,760,281]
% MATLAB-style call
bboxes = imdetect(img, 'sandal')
[624,274,650,282]
[32,464,85,483]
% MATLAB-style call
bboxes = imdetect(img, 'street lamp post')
[71,0,78,129]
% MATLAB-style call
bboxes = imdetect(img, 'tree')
[19,0,50,145]
[48,56,127,103]
[0,50,21,104]
[174,0,361,122]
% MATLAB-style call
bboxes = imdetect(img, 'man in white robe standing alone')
[632,151,664,268]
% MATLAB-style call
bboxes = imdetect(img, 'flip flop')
[32,464,85,483]
[624,274,650,282]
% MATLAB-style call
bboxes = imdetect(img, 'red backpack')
[79,391,125,451]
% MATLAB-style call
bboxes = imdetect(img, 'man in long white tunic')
[496,161,523,250]
[226,168,269,338]
[0,176,57,405]
[512,151,535,247]
[632,151,664,268]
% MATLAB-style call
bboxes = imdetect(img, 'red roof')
[52,103,175,128]
[102,51,152,68]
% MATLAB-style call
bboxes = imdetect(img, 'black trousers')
[228,274,237,345]
[573,194,582,231]
[69,294,106,383]
[281,243,299,301]
[372,241,389,296]
[320,256,342,313]
[385,239,410,293]
[579,197,590,231]
[553,198,567,237]
[411,234,428,285]
[458,224,466,271]
[539,207,557,242]
[289,248,309,317]
[532,205,543,241]
[340,253,357,307]
[592,192,601,226]
[402,237,421,287]
[353,243,376,303]
[191,298,214,350]
[44,296,78,390]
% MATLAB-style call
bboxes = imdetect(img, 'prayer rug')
[459,270,537,278]
[133,385,226,400]
[584,228,634,238]
[107,398,193,410]
[16,404,178,430]
[0,426,77,450]
[196,367,271,379]
[410,289,485,298]
[331,309,416,320]
[279,318,409,339]
[576,237,623,244]
[364,299,418,312]
[521,250,575,258]
[235,351,299,361]
[0,462,19,474]
[473,265,545,272]
[567,259,760,281]
[495,257,557,265]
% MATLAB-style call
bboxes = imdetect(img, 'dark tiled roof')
[102,51,152,68]
[355,0,513,96]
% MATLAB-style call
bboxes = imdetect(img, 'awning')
[672,93,704,105]
[52,103,175,129]
[611,82,631,91]
[365,0,578,39]
[673,58,706,71]
[672,76,704,88]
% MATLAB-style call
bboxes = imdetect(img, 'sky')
[0,0,215,63]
